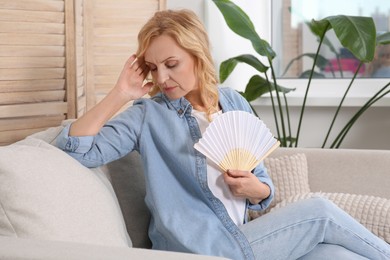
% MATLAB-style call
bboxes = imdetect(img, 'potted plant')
[212,0,390,148]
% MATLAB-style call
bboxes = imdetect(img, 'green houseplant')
[212,0,390,148]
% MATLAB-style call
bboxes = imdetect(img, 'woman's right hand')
[68,55,153,136]
[115,54,153,101]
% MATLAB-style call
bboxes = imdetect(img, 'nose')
[156,68,169,85]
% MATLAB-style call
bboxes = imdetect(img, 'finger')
[223,172,237,185]
[227,169,249,178]
[126,55,137,67]
[130,57,139,68]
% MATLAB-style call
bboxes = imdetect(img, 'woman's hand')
[115,54,153,101]
[69,55,153,136]
[223,170,271,205]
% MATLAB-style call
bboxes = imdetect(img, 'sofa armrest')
[0,236,230,260]
[270,148,390,199]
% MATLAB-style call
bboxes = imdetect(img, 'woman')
[57,9,390,259]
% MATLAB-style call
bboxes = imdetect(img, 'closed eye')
[166,60,178,69]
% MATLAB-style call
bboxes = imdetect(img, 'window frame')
[205,0,390,108]
[266,0,390,108]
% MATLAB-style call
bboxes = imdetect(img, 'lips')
[164,86,177,92]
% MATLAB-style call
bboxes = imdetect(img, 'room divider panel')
[0,0,165,145]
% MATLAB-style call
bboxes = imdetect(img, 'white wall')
[166,0,204,20]
[254,105,390,149]
[166,0,390,150]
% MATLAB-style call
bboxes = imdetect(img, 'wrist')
[111,86,135,103]
[248,182,271,205]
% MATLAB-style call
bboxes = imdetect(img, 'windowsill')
[250,78,390,108]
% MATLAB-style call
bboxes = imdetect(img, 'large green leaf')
[219,54,268,83]
[212,0,276,59]
[242,75,294,102]
[219,59,237,83]
[242,75,271,101]
[377,32,390,45]
[310,16,376,62]
[306,14,336,53]
[309,19,332,37]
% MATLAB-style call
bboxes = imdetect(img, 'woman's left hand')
[223,170,270,205]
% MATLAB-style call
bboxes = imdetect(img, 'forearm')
[69,87,131,136]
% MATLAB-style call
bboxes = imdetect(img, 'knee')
[306,195,334,207]
[308,195,333,206]
[301,196,340,218]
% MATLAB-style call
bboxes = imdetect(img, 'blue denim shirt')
[56,87,274,260]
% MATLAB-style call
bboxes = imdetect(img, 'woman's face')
[144,34,198,100]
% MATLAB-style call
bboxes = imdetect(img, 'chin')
[164,92,184,100]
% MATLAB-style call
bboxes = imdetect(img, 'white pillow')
[0,136,131,247]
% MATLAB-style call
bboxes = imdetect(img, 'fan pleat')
[194,111,280,172]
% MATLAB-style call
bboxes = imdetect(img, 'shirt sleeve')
[56,123,94,154]
[56,103,145,168]
[248,162,275,211]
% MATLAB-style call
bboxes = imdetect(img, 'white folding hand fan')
[194,110,280,172]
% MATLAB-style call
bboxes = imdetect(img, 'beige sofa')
[0,125,389,259]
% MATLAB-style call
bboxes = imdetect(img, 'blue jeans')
[240,197,390,259]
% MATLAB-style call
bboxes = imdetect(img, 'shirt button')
[178,109,183,115]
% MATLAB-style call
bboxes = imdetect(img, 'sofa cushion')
[0,135,131,247]
[106,152,152,248]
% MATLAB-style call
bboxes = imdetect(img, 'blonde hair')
[136,9,219,119]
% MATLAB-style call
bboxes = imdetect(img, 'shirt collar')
[159,93,192,118]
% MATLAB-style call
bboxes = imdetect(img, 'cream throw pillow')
[250,153,309,219]
[264,153,310,209]
[0,136,131,247]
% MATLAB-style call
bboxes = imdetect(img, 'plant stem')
[282,92,293,147]
[330,82,390,148]
[334,89,390,148]
[322,62,362,148]
[269,59,287,147]
[335,53,344,78]
[264,73,281,142]
[295,24,329,147]
[249,103,259,118]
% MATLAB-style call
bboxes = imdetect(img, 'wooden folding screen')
[0,0,69,145]
[84,0,164,109]
[0,0,165,145]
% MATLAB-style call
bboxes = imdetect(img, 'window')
[273,0,390,79]
[269,0,390,107]
[181,0,390,107]
[204,0,390,106]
